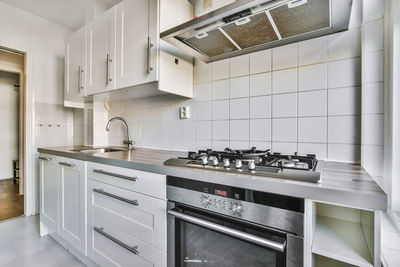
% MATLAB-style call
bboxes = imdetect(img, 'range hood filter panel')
[270,0,330,38]
[221,12,279,49]
[183,29,238,58]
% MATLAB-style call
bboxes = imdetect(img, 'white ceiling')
[1,0,121,30]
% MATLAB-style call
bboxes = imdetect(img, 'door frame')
[0,40,35,216]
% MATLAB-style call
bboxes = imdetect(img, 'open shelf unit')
[312,215,373,266]
[305,201,380,267]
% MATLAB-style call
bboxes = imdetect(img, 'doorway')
[0,48,25,221]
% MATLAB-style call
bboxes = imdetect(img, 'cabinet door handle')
[78,65,81,92]
[106,53,113,85]
[59,162,75,168]
[94,226,139,255]
[80,67,84,91]
[93,188,139,206]
[39,157,51,161]
[146,37,154,75]
[93,169,138,182]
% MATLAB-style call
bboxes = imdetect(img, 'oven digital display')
[215,189,227,197]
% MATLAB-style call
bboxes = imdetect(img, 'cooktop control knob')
[201,156,208,165]
[248,160,256,171]
[232,203,243,216]
[210,156,219,167]
[223,158,230,168]
[200,195,211,207]
[235,160,243,169]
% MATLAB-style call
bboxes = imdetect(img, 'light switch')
[179,106,190,119]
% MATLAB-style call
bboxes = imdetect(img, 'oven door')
[167,203,288,267]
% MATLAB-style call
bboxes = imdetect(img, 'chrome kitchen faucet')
[106,117,134,150]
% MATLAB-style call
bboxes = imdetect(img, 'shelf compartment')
[312,215,373,267]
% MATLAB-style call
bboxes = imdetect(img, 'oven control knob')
[248,160,256,171]
[201,156,208,165]
[235,160,243,169]
[223,158,230,168]
[210,157,219,167]
[232,203,243,215]
[200,195,211,207]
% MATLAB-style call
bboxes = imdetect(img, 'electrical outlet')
[179,106,190,119]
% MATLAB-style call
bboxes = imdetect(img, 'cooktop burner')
[164,147,323,183]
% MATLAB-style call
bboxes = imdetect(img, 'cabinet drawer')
[90,218,166,267]
[87,162,166,199]
[88,179,166,251]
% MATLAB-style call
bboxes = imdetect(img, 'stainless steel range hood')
[161,0,353,63]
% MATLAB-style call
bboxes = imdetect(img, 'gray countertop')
[38,146,387,211]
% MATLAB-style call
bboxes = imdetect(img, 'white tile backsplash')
[229,76,249,98]
[272,68,297,94]
[328,58,361,88]
[250,49,272,74]
[363,50,384,83]
[196,101,212,121]
[298,90,327,117]
[230,54,249,77]
[328,87,361,116]
[230,98,249,119]
[230,120,249,141]
[298,117,327,143]
[272,43,297,70]
[272,93,297,118]
[212,100,229,120]
[250,96,271,119]
[196,120,211,140]
[212,59,229,80]
[328,29,361,61]
[212,79,230,100]
[106,6,369,164]
[362,114,384,146]
[250,72,272,96]
[272,118,297,142]
[212,120,229,140]
[328,116,361,144]
[250,119,271,141]
[298,63,327,91]
[298,36,327,66]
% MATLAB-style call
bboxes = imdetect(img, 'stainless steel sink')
[71,148,125,153]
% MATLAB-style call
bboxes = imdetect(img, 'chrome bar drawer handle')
[93,169,137,182]
[39,157,51,161]
[93,188,139,206]
[146,37,154,75]
[94,227,139,255]
[59,162,76,168]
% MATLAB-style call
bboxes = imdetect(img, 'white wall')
[0,71,19,180]
[0,2,84,213]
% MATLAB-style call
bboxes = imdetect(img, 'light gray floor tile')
[0,215,85,267]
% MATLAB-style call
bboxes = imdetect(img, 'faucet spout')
[106,117,134,150]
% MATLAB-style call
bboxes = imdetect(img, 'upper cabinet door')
[116,0,157,88]
[65,26,86,100]
[88,7,116,95]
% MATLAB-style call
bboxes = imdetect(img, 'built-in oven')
[167,176,304,267]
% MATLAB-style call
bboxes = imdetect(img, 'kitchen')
[0,0,399,266]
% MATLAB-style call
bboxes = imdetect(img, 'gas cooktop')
[164,147,323,183]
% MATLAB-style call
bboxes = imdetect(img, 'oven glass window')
[174,209,286,267]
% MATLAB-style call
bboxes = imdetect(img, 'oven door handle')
[168,209,286,252]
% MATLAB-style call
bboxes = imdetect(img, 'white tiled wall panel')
[108,25,365,163]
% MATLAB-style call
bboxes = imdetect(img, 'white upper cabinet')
[65,0,193,102]
[65,26,86,100]
[87,7,116,95]
[116,0,155,88]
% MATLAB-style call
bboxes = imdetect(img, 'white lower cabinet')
[39,155,87,257]
[40,154,167,266]
[58,157,87,254]
[39,154,58,233]
[87,164,167,267]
